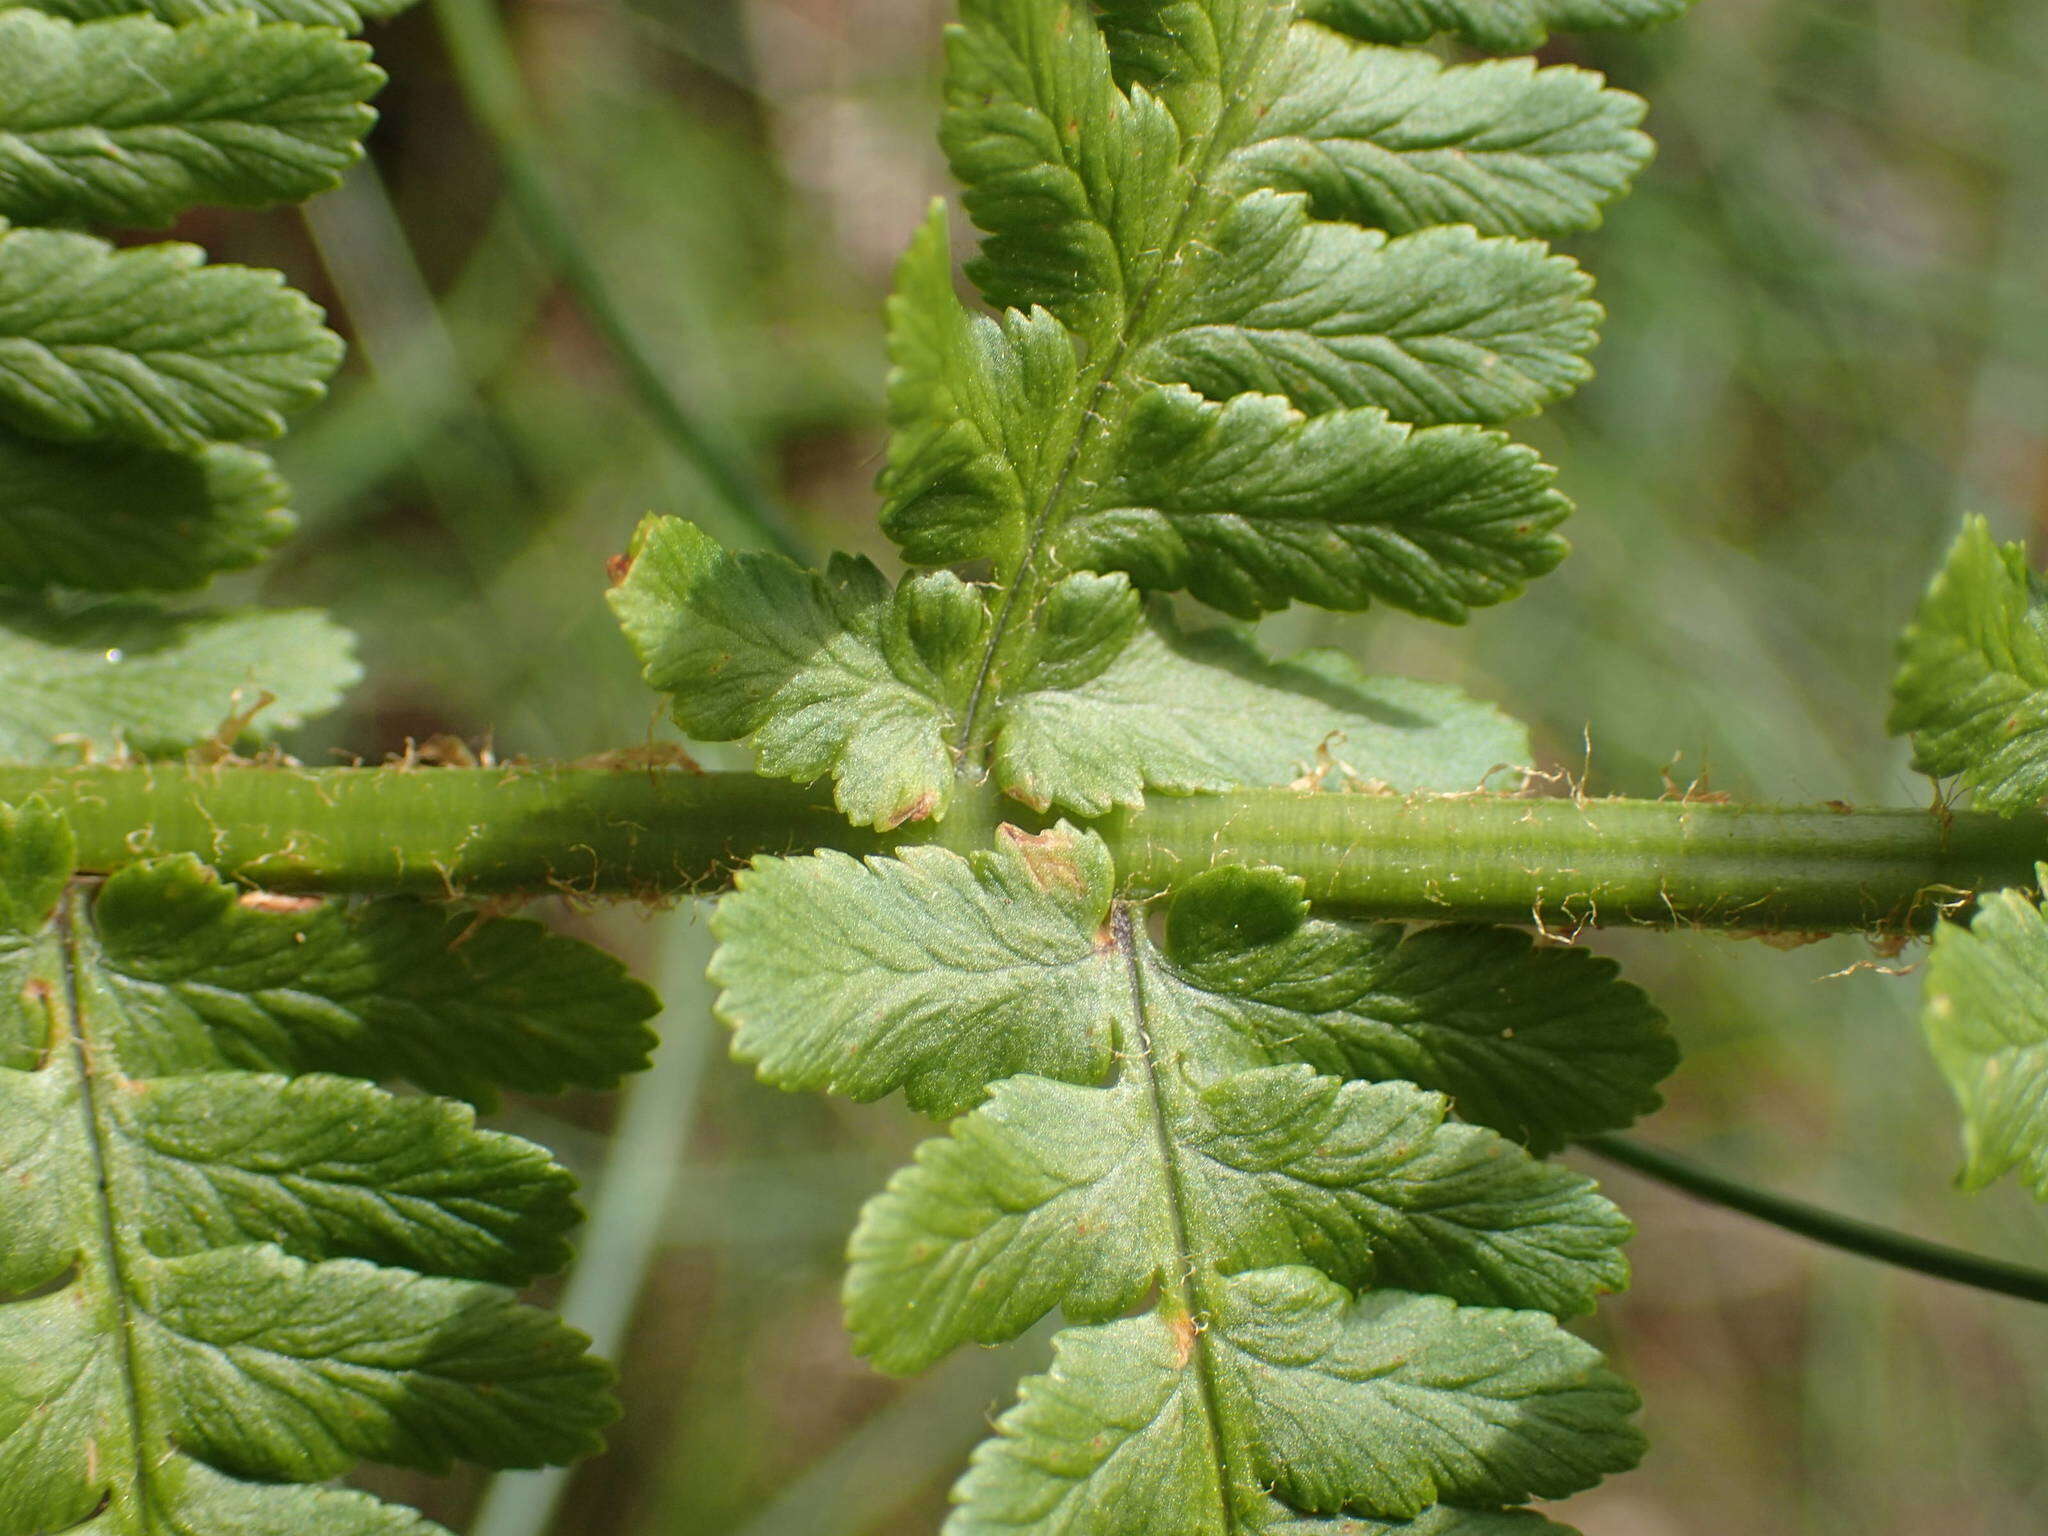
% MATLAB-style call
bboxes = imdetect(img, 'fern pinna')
[606,0,1694,1529]
[0,1,640,1528]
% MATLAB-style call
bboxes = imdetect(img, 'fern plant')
[1,0,2046,1532]
[0,3,645,1529]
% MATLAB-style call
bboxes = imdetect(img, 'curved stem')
[4,765,2044,931]
[1583,1134,2048,1308]
[429,0,805,559]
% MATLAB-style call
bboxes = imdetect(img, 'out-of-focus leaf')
[0,13,379,229]
[0,596,357,759]
[1922,878,2048,1199]
[1889,516,2048,814]
[0,428,292,592]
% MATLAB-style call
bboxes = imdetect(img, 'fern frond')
[0,13,381,228]
[617,0,1699,1524]
[712,826,1661,1530]
[0,800,655,1529]
[0,11,361,758]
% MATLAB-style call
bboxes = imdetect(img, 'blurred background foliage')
[177,0,2048,1528]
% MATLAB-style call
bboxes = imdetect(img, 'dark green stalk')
[1584,1135,2048,1309]
[5,766,2043,929]
[429,0,804,559]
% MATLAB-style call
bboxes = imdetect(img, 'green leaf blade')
[846,1072,1171,1373]
[1139,195,1600,426]
[990,601,1531,815]
[950,1268,1641,1532]
[850,1064,1628,1373]
[1300,0,1696,51]
[144,1456,453,1536]
[0,0,418,33]
[1229,27,1653,240]
[0,804,633,1529]
[120,1073,582,1283]
[0,226,342,452]
[1214,1269,1641,1517]
[942,0,1188,338]
[0,597,358,761]
[880,203,1081,568]
[0,13,381,229]
[1923,883,2048,1198]
[710,827,1121,1117]
[946,1308,1229,1536]
[1889,516,2048,814]
[0,429,293,593]
[609,516,963,829]
[1069,385,1569,621]
[144,1247,613,1480]
[87,855,659,1104]
[1164,867,1677,1154]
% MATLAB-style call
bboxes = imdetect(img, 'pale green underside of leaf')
[713,831,1670,1153]
[0,805,622,1531]
[1922,882,2048,1199]
[0,13,380,229]
[848,1063,1629,1371]
[949,1267,1642,1532]
[0,426,293,591]
[1888,516,2048,814]
[1164,865,1676,1155]
[1145,193,1598,426]
[1300,0,1696,51]
[608,515,974,829]
[0,223,341,452]
[1063,385,1568,621]
[1229,26,1652,239]
[990,603,1530,813]
[0,0,416,33]
[0,597,357,759]
[711,826,1121,1117]
[613,519,1531,824]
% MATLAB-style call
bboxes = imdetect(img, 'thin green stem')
[1583,1135,2048,1309]
[4,766,2043,930]
[429,0,804,558]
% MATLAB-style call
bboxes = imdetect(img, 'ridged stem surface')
[3,765,2039,930]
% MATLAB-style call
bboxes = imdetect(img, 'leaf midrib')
[950,0,1296,760]
[55,893,164,1528]
[1112,902,1249,1536]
